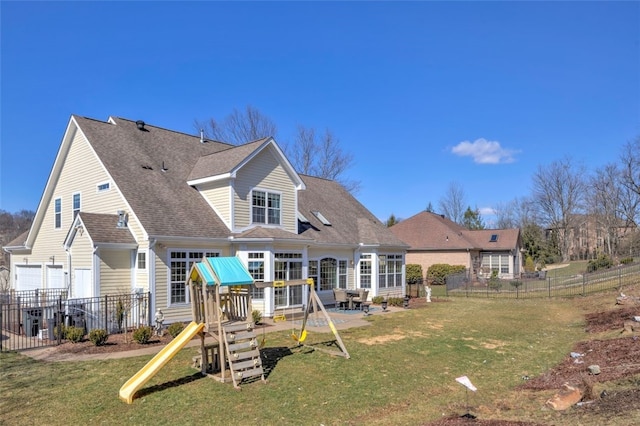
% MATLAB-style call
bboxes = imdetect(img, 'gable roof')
[64,212,137,249]
[75,116,236,239]
[389,211,519,251]
[20,114,407,250]
[298,175,408,248]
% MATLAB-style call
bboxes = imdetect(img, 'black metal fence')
[0,291,151,352]
[445,262,640,299]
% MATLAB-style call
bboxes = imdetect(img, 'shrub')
[251,310,263,325]
[427,264,466,285]
[587,254,614,272]
[168,322,185,338]
[620,257,633,265]
[65,326,85,343]
[53,324,66,339]
[132,326,153,344]
[509,280,523,289]
[387,297,404,307]
[405,264,423,284]
[88,329,109,346]
[524,256,535,273]
[488,270,502,292]
[371,295,384,304]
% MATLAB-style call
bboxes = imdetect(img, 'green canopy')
[190,256,254,287]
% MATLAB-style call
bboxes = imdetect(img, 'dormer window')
[252,190,281,225]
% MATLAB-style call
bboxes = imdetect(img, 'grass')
[0,289,634,425]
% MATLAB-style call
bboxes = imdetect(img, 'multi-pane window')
[379,254,403,288]
[319,258,337,291]
[338,260,347,289]
[97,182,110,192]
[170,250,219,304]
[248,252,265,299]
[251,190,280,225]
[359,254,372,289]
[54,198,62,229]
[308,260,318,290]
[274,253,303,307]
[137,252,146,270]
[481,253,510,275]
[73,193,81,219]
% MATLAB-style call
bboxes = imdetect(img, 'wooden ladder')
[222,322,266,389]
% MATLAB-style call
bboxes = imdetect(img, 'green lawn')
[0,289,635,425]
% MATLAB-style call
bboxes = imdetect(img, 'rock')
[545,383,584,411]
[588,365,601,375]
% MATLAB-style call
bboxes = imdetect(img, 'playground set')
[119,256,349,404]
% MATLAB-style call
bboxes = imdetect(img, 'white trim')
[250,187,282,226]
[96,181,111,193]
[187,172,232,186]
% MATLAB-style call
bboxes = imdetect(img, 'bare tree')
[287,126,360,193]
[531,157,586,262]
[620,136,640,195]
[194,105,278,144]
[194,106,359,193]
[589,164,623,256]
[438,181,466,224]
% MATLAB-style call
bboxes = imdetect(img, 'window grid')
[170,250,219,304]
[54,198,61,229]
[359,254,372,289]
[73,193,81,219]
[252,190,281,225]
[248,252,265,299]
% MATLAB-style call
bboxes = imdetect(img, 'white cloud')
[451,138,518,164]
[478,207,495,216]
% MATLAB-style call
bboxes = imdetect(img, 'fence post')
[548,276,551,298]
[57,297,62,345]
[582,273,586,296]
[104,295,109,335]
[618,267,622,290]
[147,292,152,327]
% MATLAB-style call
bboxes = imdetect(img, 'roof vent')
[136,120,146,131]
[200,129,205,143]
[116,210,127,228]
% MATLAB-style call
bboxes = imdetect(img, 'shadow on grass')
[135,372,205,400]
[260,346,294,379]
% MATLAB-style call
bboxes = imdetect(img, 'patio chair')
[351,289,369,310]
[333,288,348,310]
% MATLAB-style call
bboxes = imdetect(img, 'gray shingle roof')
[74,115,406,249]
[75,116,234,239]
[78,212,137,245]
[298,175,408,247]
[389,211,519,251]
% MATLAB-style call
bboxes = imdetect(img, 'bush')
[387,297,404,307]
[88,329,109,346]
[427,264,466,285]
[371,295,384,304]
[488,270,502,292]
[65,326,85,343]
[524,256,535,273]
[167,322,185,338]
[132,326,153,344]
[620,257,634,265]
[251,310,263,325]
[405,264,424,284]
[587,254,614,272]
[53,324,66,339]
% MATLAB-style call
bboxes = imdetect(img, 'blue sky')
[1,1,639,225]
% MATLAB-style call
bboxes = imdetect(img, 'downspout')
[149,238,157,317]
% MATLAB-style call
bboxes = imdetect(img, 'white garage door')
[47,265,65,288]
[15,265,42,291]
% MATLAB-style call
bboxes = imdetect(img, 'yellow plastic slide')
[119,321,205,404]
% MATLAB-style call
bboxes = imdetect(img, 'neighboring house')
[3,115,407,322]
[389,211,522,282]
[545,213,639,261]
